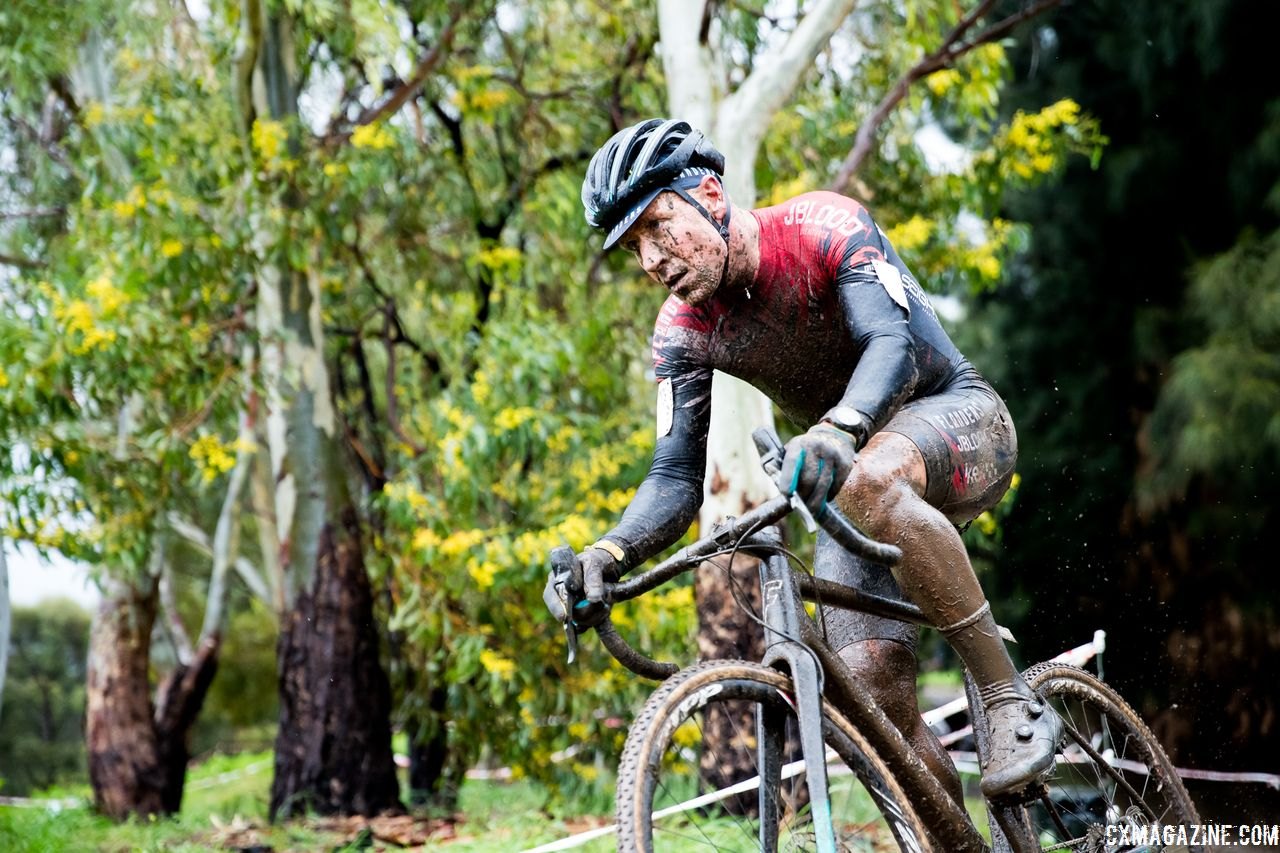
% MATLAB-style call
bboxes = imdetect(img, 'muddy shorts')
[816,369,1018,652]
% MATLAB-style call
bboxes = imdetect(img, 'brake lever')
[752,428,818,534]
[547,545,581,664]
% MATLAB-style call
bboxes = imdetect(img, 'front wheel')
[615,660,932,852]
[990,663,1201,852]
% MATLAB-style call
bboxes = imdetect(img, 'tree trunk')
[85,577,224,820]
[153,637,221,813]
[85,579,165,819]
[406,686,456,810]
[270,503,400,819]
[0,543,9,721]
[240,2,402,818]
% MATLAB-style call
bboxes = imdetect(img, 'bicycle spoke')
[1007,664,1201,852]
[616,662,930,852]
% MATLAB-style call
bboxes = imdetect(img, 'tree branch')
[724,0,859,144]
[0,208,64,220]
[381,307,427,458]
[198,393,256,642]
[159,557,196,666]
[327,6,468,144]
[830,0,1064,191]
[166,512,271,605]
[0,252,45,270]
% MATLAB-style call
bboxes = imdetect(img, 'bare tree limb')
[199,382,256,642]
[327,6,468,144]
[0,208,64,220]
[723,0,859,148]
[159,557,196,666]
[0,252,45,270]
[247,449,283,613]
[830,0,1065,192]
[166,512,271,605]
[381,307,427,458]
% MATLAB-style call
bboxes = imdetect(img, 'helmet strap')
[671,185,734,288]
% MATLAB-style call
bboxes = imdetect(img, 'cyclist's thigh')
[815,531,917,653]
[881,371,1018,524]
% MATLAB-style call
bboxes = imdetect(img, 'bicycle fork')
[757,544,839,853]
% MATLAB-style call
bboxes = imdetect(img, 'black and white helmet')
[582,119,728,249]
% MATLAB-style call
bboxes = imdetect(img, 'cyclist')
[549,118,1061,802]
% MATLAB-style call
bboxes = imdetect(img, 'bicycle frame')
[600,495,990,852]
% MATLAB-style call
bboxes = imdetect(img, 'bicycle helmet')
[582,118,731,251]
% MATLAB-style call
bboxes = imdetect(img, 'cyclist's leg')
[814,533,964,806]
[831,378,1060,800]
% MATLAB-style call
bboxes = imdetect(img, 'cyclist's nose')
[637,239,664,278]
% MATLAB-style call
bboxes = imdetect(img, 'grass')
[0,750,616,852]
[0,747,992,851]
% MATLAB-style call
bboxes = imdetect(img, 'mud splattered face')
[617,186,728,306]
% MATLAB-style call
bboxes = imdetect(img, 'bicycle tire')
[991,663,1201,852]
[615,660,933,852]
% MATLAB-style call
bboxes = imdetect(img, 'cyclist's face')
[618,182,727,306]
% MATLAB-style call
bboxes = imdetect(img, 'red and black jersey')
[603,191,971,568]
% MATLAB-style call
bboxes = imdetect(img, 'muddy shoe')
[979,678,1063,800]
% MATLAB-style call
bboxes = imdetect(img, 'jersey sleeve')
[599,300,713,570]
[826,212,920,433]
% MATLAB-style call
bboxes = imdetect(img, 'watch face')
[828,406,861,430]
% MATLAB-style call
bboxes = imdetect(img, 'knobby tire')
[989,663,1201,852]
[615,660,932,852]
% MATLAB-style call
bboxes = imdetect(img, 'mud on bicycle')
[545,428,1201,852]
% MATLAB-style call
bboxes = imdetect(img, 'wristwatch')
[820,405,870,450]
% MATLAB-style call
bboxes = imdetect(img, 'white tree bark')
[656,0,859,525]
[0,542,9,721]
[198,402,256,641]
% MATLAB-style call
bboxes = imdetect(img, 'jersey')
[601,191,972,568]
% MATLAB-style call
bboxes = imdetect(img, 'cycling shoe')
[979,677,1063,800]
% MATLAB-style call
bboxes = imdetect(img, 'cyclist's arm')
[829,256,920,436]
[596,362,711,573]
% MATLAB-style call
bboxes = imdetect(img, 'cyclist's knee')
[838,454,919,538]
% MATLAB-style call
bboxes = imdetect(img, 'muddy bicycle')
[546,427,1201,852]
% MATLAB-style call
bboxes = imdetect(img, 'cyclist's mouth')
[666,272,686,294]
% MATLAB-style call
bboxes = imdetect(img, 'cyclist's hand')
[569,548,620,628]
[542,547,619,628]
[776,424,859,514]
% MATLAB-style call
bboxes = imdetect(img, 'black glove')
[541,546,620,628]
[776,423,859,514]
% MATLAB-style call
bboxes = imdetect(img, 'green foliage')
[1142,228,1280,509]
[0,600,91,796]
[0,9,251,575]
[758,7,1106,295]
[979,0,1280,767]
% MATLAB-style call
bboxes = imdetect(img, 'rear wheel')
[989,664,1201,852]
[615,660,931,852]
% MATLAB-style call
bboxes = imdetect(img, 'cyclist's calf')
[838,638,965,806]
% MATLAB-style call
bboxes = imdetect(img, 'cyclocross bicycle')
[546,428,1201,852]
